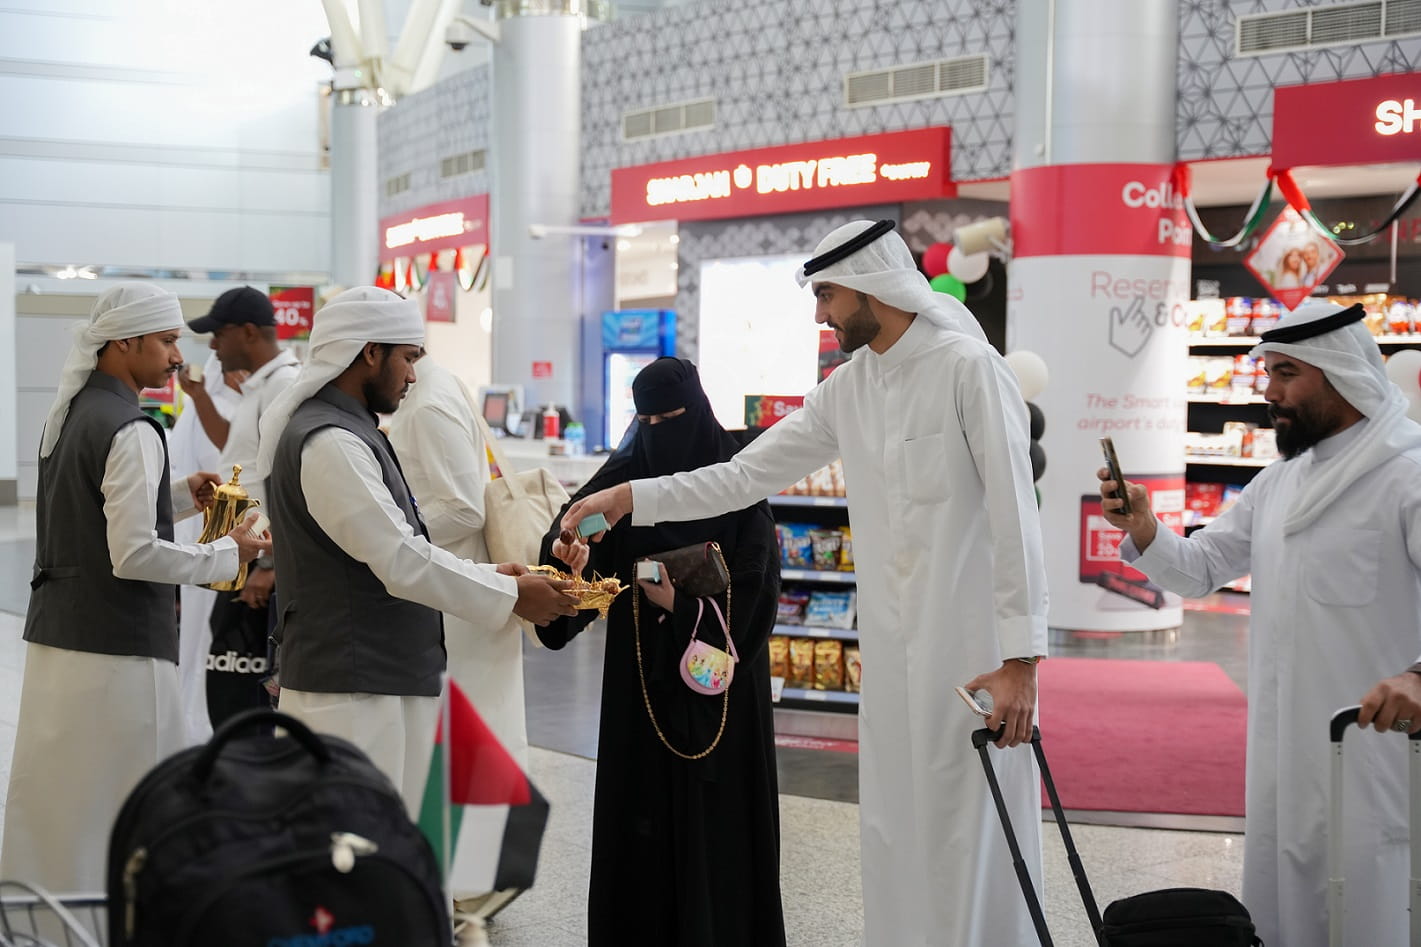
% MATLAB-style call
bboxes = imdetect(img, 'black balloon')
[1029,440,1046,482]
[1027,401,1045,441]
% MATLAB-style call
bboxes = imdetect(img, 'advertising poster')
[1243,208,1343,310]
[1010,163,1191,631]
[269,286,314,341]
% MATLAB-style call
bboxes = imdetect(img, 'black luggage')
[1326,705,1421,946]
[972,725,1261,946]
[106,708,450,946]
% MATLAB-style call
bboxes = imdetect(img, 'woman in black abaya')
[537,357,786,947]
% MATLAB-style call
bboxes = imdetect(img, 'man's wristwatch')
[1013,655,1042,666]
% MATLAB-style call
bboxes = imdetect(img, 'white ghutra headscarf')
[795,219,989,343]
[40,282,186,458]
[1252,300,1421,534]
[255,287,425,478]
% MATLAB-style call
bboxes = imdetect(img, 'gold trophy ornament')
[199,465,260,591]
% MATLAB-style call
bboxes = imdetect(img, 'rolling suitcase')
[972,725,1261,946]
[1326,705,1421,947]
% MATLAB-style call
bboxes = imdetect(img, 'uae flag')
[417,681,549,895]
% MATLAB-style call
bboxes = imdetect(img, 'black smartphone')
[1099,437,1132,515]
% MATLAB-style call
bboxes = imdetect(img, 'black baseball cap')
[187,286,275,333]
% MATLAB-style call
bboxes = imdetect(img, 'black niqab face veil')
[628,357,741,479]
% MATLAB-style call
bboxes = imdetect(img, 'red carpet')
[1036,658,1246,816]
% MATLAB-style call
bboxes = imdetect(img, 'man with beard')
[1099,299,1421,947]
[2,283,269,895]
[258,287,578,815]
[557,220,1048,946]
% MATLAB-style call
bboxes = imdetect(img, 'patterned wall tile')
[1177,0,1421,160]
[580,0,1017,219]
[377,65,491,219]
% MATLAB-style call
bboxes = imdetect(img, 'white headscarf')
[40,282,186,458]
[795,220,989,343]
[255,287,425,478]
[1252,300,1421,534]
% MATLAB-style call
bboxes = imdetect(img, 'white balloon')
[1005,350,1049,401]
[1384,348,1421,397]
[947,246,991,283]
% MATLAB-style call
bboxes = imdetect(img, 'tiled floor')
[0,505,1247,946]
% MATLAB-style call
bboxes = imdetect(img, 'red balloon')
[922,242,952,278]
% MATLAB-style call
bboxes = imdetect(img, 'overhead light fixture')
[309,37,334,65]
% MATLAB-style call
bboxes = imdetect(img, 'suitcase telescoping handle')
[192,708,333,784]
[1326,705,1421,947]
[973,725,1107,947]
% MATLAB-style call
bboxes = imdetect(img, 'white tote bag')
[468,409,570,567]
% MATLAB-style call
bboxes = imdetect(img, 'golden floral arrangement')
[529,565,628,619]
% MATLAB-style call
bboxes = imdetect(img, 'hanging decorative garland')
[1273,167,1421,247]
[1176,163,1274,248]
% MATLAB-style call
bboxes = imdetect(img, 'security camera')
[445,20,475,51]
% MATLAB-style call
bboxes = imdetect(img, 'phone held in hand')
[576,512,610,539]
[1099,436,1132,515]
[635,560,661,583]
[955,685,994,719]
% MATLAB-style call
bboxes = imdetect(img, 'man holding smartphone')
[557,220,1048,947]
[1098,300,1421,947]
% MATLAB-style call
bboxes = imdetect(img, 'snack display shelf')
[779,687,860,705]
[774,623,859,641]
[1185,455,1274,468]
[1188,394,1267,405]
[780,568,856,584]
[1189,333,1421,347]
[770,494,849,508]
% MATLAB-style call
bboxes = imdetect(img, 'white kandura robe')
[1,423,239,894]
[386,362,529,897]
[167,359,242,744]
[278,425,519,820]
[631,315,1049,947]
[1125,420,1421,947]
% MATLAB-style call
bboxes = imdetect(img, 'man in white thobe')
[256,287,578,818]
[182,287,301,723]
[1,283,269,893]
[1099,300,1421,947]
[385,358,528,913]
[558,220,1049,946]
[168,352,242,743]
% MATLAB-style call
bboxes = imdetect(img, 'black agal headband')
[1258,303,1367,344]
[801,219,897,278]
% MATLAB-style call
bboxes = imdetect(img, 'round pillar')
[489,1,602,411]
[329,85,379,289]
[1009,0,1189,632]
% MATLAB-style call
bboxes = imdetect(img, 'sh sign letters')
[1273,72,1421,168]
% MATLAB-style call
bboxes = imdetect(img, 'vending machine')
[584,309,675,451]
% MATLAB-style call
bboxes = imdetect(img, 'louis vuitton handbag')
[633,541,737,760]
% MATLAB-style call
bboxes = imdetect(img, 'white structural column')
[0,242,14,504]
[329,81,380,289]
[1010,0,1190,632]
[489,3,589,409]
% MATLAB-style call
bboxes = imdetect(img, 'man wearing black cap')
[179,285,301,723]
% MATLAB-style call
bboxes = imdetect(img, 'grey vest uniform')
[269,385,444,697]
[25,371,178,661]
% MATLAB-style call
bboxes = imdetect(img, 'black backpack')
[106,709,450,946]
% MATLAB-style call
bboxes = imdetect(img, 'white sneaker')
[453,913,491,947]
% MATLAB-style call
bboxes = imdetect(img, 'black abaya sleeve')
[533,489,622,650]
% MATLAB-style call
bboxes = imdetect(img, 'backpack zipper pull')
[330,832,378,873]
[122,846,148,939]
